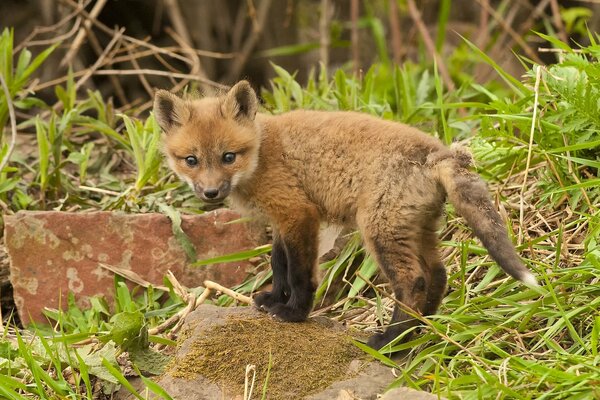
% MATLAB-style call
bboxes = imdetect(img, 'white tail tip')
[521,273,539,288]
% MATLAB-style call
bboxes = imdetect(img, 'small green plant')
[0,28,55,211]
[0,276,185,398]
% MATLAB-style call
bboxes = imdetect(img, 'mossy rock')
[158,304,395,399]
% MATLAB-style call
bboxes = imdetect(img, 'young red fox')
[154,81,538,350]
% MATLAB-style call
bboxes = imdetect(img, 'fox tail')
[431,145,538,287]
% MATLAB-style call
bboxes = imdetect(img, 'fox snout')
[193,181,231,203]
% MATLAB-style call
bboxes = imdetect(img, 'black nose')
[203,188,219,199]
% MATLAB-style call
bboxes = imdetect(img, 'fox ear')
[222,81,258,121]
[153,90,190,133]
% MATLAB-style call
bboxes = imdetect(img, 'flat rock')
[379,387,445,400]
[4,210,265,323]
[146,304,438,400]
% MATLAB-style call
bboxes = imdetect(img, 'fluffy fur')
[154,81,537,350]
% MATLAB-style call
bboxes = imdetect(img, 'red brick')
[4,210,265,324]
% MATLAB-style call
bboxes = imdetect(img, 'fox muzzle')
[194,181,231,204]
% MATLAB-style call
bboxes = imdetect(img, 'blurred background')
[1,0,598,106]
[1,3,600,397]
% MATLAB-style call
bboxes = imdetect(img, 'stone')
[379,387,447,399]
[114,305,443,400]
[142,304,403,400]
[4,210,266,324]
[152,304,394,400]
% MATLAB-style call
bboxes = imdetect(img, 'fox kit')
[154,81,537,350]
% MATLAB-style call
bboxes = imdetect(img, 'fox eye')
[184,155,198,167]
[222,152,236,164]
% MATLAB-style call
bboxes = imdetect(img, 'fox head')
[153,81,261,204]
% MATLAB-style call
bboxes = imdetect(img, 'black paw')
[266,303,310,322]
[253,291,285,312]
[367,332,398,353]
[367,327,414,353]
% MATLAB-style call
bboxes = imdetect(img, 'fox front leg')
[254,235,290,309]
[257,209,319,322]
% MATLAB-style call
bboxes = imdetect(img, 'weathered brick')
[4,210,265,324]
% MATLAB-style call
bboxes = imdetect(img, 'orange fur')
[154,81,537,350]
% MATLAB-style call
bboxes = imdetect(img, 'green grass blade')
[192,244,272,266]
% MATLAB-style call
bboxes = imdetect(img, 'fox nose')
[203,188,219,199]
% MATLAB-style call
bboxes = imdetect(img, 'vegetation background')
[0,0,599,399]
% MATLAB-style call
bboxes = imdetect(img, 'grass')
[0,15,599,400]
[261,31,600,399]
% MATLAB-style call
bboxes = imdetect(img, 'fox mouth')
[199,196,227,204]
[193,183,231,204]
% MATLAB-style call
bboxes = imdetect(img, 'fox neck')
[230,116,267,195]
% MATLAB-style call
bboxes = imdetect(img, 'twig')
[319,0,332,71]
[83,24,128,105]
[59,0,194,65]
[95,69,227,88]
[244,364,257,400]
[126,46,154,98]
[165,27,211,94]
[16,4,85,51]
[191,48,236,59]
[350,0,360,75]
[224,0,272,83]
[78,185,122,196]
[247,0,259,31]
[519,65,542,245]
[232,3,249,53]
[475,0,490,49]
[406,0,456,92]
[163,0,193,47]
[489,0,521,64]
[388,0,403,64]
[538,47,583,53]
[550,0,569,44]
[516,0,553,41]
[99,263,170,291]
[166,270,190,301]
[34,68,227,92]
[61,0,108,67]
[474,0,543,64]
[161,296,196,342]
[74,28,125,92]
[204,280,252,304]
[148,288,212,336]
[0,73,18,174]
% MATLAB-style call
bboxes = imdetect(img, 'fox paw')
[366,333,392,351]
[253,291,286,311]
[266,303,310,322]
[367,328,413,353]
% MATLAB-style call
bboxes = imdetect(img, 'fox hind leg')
[419,228,447,316]
[422,259,447,316]
[360,218,430,351]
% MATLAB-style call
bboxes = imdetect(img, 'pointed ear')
[221,81,258,121]
[153,90,190,133]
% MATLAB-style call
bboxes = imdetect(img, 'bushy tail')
[430,146,538,286]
